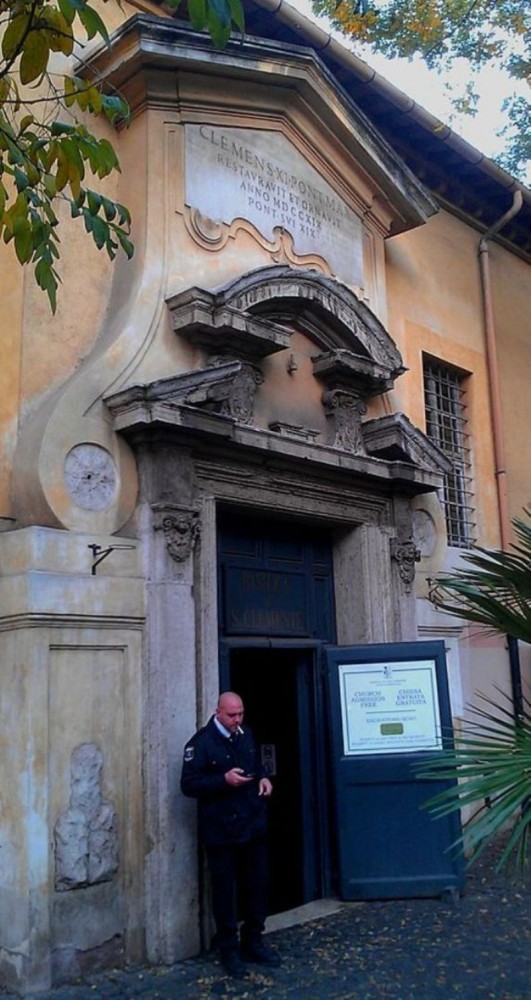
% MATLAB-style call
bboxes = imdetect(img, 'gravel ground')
[3,842,531,1000]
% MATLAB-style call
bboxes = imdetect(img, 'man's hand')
[258,777,273,797]
[224,767,254,787]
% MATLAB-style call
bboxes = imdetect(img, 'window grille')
[423,357,475,548]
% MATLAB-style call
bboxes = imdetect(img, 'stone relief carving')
[208,359,263,424]
[322,389,367,454]
[153,505,201,562]
[413,509,438,558]
[54,743,118,892]
[185,209,331,275]
[390,538,422,593]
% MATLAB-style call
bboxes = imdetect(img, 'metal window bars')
[423,358,475,548]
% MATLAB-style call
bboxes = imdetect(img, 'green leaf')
[208,16,231,48]
[188,0,207,30]
[55,149,70,192]
[117,229,134,259]
[18,114,35,134]
[13,217,33,265]
[14,166,29,191]
[78,3,109,42]
[2,14,29,62]
[63,75,79,107]
[86,189,102,216]
[51,121,77,136]
[90,214,108,249]
[229,0,245,33]
[115,202,131,227]
[35,258,59,313]
[101,196,116,222]
[19,30,50,85]
[208,0,232,29]
[101,93,130,125]
[58,0,77,26]
[42,7,74,55]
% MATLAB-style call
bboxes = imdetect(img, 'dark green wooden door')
[325,640,465,899]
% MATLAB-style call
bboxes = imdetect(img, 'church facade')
[1,1,530,992]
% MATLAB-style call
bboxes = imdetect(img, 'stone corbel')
[322,389,367,454]
[313,348,399,455]
[152,504,201,562]
[390,537,421,593]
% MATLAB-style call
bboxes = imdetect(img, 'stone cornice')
[106,389,445,496]
[363,413,452,475]
[0,614,145,632]
[82,14,436,235]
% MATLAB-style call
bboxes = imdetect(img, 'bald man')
[181,692,280,978]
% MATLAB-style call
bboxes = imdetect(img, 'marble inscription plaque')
[185,125,364,286]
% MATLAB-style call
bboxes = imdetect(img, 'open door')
[325,640,464,900]
[222,642,329,913]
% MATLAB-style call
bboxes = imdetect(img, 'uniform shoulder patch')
[184,746,194,762]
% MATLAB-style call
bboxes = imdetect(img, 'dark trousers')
[206,836,269,953]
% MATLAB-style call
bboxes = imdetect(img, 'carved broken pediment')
[312,348,399,397]
[363,413,452,474]
[166,285,291,362]
[213,266,405,373]
[105,360,262,426]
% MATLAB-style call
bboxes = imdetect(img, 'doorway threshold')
[265,898,347,934]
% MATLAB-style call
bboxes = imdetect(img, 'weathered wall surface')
[1,7,529,994]
[0,529,144,991]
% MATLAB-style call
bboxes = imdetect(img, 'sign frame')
[337,657,442,756]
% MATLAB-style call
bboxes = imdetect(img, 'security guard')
[181,691,281,978]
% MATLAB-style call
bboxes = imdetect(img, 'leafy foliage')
[0,0,243,311]
[420,509,531,870]
[183,0,244,49]
[311,0,531,179]
[0,0,136,310]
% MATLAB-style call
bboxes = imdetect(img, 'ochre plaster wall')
[485,242,531,529]
[385,208,502,550]
[0,242,24,519]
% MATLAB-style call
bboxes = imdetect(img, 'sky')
[289,0,530,185]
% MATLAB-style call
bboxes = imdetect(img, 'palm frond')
[430,508,531,644]
[417,688,531,871]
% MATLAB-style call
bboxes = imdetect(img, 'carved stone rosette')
[322,389,367,454]
[152,505,201,563]
[390,537,421,593]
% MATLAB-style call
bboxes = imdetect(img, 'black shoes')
[220,949,247,978]
[220,940,281,977]
[240,939,282,967]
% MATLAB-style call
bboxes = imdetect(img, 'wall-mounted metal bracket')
[88,543,136,576]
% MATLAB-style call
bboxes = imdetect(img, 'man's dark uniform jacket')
[180,716,268,846]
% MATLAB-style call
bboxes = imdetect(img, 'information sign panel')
[338,658,442,755]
